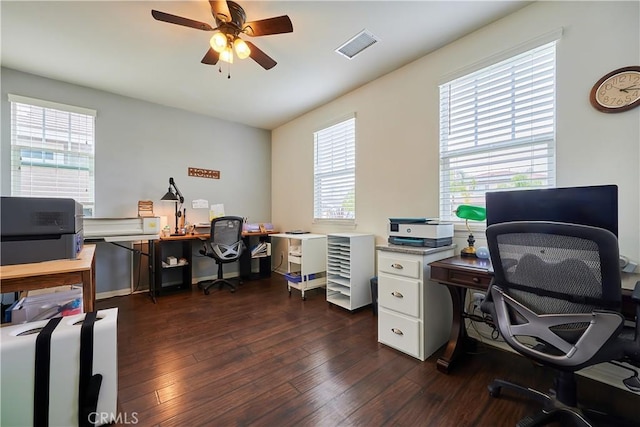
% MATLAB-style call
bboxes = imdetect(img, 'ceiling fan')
[151,0,293,70]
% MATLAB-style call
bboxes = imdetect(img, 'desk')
[0,245,96,312]
[239,231,280,280]
[151,231,278,300]
[429,255,636,374]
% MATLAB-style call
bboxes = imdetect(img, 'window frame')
[313,114,357,223]
[9,94,96,217]
[438,38,559,224]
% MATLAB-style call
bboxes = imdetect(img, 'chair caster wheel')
[302,297,306,301]
[231,289,236,293]
[488,384,501,398]
[204,289,210,295]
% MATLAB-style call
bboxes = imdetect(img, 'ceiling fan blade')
[201,48,220,65]
[151,10,214,31]
[209,0,232,23]
[245,41,277,70]
[243,16,293,37]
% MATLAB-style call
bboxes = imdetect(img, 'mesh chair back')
[209,216,244,261]
[486,221,625,358]
[212,217,243,245]
[487,221,621,315]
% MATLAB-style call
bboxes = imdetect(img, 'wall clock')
[589,66,640,113]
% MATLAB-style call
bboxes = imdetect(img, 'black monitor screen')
[485,185,618,236]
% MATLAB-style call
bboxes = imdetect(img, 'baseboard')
[96,288,131,300]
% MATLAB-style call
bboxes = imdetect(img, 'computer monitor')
[485,185,618,236]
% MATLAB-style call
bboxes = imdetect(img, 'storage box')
[9,286,83,324]
[285,272,317,283]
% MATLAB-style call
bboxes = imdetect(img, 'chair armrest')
[632,281,640,303]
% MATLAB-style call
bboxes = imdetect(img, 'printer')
[388,218,454,248]
[1,196,84,266]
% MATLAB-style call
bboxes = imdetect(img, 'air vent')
[335,30,379,60]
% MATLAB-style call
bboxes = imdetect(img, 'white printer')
[387,218,453,247]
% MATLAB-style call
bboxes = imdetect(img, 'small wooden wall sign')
[188,167,220,179]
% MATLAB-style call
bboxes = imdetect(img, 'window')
[9,94,96,217]
[314,115,356,221]
[439,41,557,222]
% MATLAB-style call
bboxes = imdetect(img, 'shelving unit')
[154,238,192,295]
[272,233,327,300]
[239,234,273,279]
[326,233,375,311]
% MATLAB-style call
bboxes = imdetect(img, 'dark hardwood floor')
[97,275,639,427]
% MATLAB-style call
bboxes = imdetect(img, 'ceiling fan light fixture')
[234,38,251,59]
[210,31,228,53]
[220,46,234,63]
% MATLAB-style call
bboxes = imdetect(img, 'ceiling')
[1,1,531,130]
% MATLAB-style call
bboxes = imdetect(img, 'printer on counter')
[1,196,84,266]
[388,217,453,248]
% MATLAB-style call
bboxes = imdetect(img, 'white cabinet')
[326,233,375,311]
[377,245,454,361]
[272,233,327,300]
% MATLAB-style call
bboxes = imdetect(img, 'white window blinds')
[9,95,96,216]
[439,41,557,222]
[314,116,356,221]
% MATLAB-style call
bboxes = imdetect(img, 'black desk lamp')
[161,177,184,235]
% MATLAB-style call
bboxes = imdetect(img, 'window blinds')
[314,116,356,220]
[9,95,96,216]
[439,41,556,221]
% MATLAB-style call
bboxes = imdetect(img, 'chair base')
[488,377,633,427]
[197,278,238,295]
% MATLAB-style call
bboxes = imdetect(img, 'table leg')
[82,255,96,312]
[240,236,252,280]
[148,240,157,304]
[437,284,468,373]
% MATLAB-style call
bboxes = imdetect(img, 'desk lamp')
[455,204,487,258]
[160,177,184,235]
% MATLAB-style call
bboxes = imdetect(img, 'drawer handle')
[472,277,480,283]
[391,263,404,270]
[391,328,404,336]
[391,291,404,298]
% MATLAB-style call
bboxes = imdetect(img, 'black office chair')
[481,221,640,427]
[197,216,245,295]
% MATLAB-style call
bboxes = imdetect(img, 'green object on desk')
[454,205,487,258]
[454,205,487,221]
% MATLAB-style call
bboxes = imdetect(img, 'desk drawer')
[378,254,421,279]
[378,274,420,317]
[447,269,492,289]
[378,308,421,359]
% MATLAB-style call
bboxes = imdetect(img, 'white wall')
[1,68,272,293]
[272,1,640,266]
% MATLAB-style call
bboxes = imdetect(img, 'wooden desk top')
[431,255,638,291]
[430,255,636,319]
[430,255,492,272]
[159,231,279,241]
[0,244,96,280]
